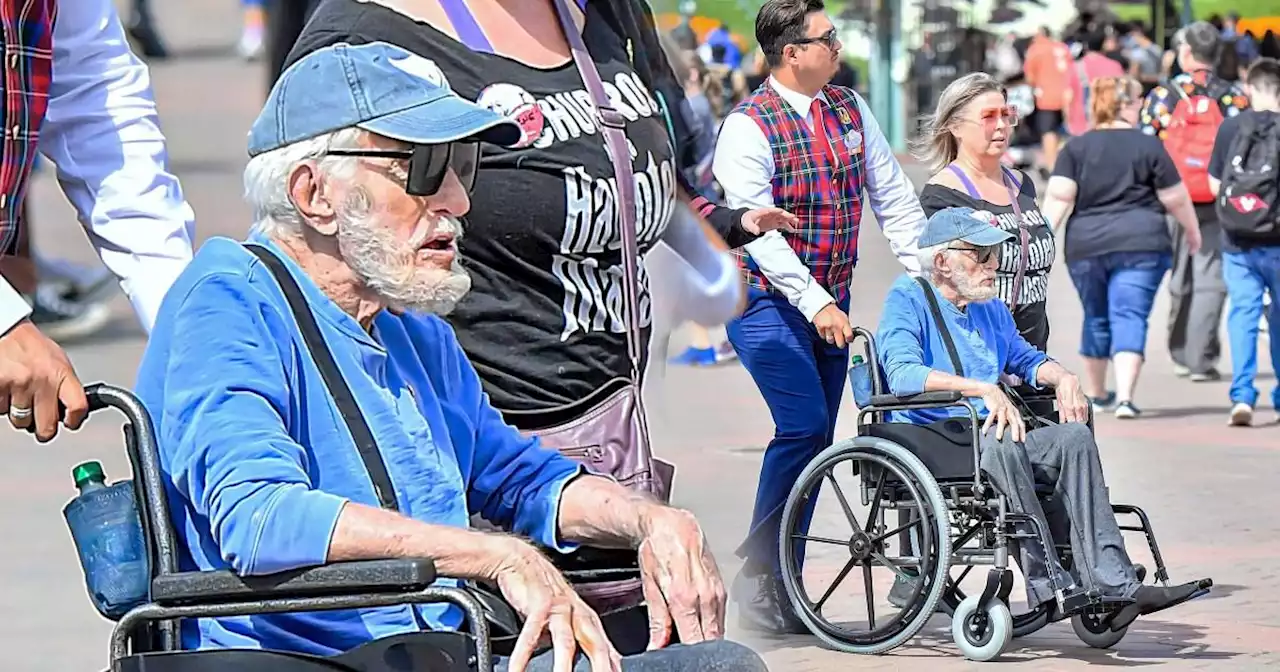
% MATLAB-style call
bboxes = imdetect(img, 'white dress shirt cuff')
[797,286,837,322]
[0,279,32,336]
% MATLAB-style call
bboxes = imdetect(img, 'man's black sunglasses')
[947,245,1000,264]
[792,28,838,50]
[326,142,480,196]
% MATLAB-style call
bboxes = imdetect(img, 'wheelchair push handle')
[24,382,135,434]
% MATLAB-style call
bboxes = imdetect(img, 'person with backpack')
[1208,58,1280,427]
[1139,21,1250,382]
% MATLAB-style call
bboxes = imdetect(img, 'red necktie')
[810,98,837,168]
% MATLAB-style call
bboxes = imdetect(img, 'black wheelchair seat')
[860,417,977,484]
[116,632,477,672]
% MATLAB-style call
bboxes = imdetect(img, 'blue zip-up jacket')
[134,234,583,655]
[875,274,1049,425]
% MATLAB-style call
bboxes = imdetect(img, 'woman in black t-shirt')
[1042,76,1202,419]
[913,72,1056,351]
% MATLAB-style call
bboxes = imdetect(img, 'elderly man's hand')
[496,542,622,672]
[636,506,726,650]
[979,383,1026,443]
[1053,374,1090,424]
[0,319,88,442]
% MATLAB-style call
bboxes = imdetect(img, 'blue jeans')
[725,287,849,576]
[1067,251,1171,359]
[1223,247,1280,408]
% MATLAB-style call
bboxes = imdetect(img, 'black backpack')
[1216,112,1280,239]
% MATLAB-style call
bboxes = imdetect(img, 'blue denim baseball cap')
[248,42,520,157]
[917,206,1013,248]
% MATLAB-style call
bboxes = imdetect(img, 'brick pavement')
[0,1,1275,669]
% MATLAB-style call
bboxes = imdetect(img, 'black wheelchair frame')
[75,383,643,672]
[776,328,1205,661]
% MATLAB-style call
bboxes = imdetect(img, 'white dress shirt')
[712,76,924,321]
[0,0,196,336]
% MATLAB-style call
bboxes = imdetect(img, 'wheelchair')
[69,383,648,672]
[776,329,1213,662]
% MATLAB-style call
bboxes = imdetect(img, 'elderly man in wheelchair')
[869,207,1207,636]
[113,42,767,672]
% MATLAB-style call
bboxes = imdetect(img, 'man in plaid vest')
[712,0,926,634]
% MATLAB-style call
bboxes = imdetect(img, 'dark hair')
[1246,57,1280,97]
[756,0,825,68]
[1217,38,1241,81]
[1084,29,1107,53]
[1262,31,1280,60]
[1182,21,1223,65]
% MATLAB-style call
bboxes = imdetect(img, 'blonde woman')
[1041,76,1202,418]
[913,72,1056,350]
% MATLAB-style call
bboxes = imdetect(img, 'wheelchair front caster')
[1072,612,1127,649]
[952,595,1013,661]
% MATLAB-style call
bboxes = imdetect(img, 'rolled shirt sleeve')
[0,279,33,336]
[42,0,196,332]
[432,321,584,553]
[155,274,347,575]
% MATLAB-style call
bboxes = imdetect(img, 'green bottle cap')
[852,355,865,364]
[72,461,106,488]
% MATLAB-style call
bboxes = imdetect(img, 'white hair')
[916,242,954,277]
[244,127,366,239]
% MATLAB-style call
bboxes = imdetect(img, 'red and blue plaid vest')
[731,82,866,303]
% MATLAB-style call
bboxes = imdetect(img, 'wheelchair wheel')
[940,569,1052,638]
[952,594,1013,661]
[1072,612,1127,649]
[778,437,951,655]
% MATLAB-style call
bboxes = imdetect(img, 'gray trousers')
[979,422,1141,607]
[1167,208,1226,373]
[495,640,767,672]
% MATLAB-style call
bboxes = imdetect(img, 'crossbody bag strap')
[247,244,400,512]
[914,276,965,378]
[551,0,643,382]
[1000,166,1030,311]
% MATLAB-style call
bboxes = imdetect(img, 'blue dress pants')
[725,287,849,577]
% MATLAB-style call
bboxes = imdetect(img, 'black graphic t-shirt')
[919,175,1055,350]
[288,0,677,421]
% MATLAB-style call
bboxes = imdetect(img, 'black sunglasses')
[792,28,838,50]
[947,245,1000,264]
[326,142,481,196]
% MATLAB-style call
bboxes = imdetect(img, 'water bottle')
[848,354,874,408]
[63,461,150,619]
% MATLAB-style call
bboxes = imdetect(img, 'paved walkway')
[1,2,1275,669]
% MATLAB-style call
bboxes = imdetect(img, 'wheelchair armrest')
[868,390,963,408]
[150,558,437,606]
[551,546,642,583]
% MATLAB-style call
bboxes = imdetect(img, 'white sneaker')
[1229,403,1253,427]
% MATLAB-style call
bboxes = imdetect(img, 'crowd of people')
[0,0,1275,669]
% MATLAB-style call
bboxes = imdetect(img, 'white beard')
[336,191,472,315]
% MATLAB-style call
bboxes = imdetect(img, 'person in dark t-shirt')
[284,0,793,428]
[1207,58,1280,427]
[1042,76,1202,418]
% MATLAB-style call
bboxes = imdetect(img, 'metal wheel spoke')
[824,469,863,531]
[863,561,877,630]
[869,552,911,581]
[814,556,858,613]
[791,533,849,547]
[863,469,888,534]
[871,515,922,546]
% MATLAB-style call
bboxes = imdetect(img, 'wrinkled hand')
[740,207,798,236]
[497,543,621,672]
[0,319,87,442]
[1185,226,1203,256]
[813,304,854,348]
[637,506,726,650]
[1053,374,1090,424]
[979,383,1026,443]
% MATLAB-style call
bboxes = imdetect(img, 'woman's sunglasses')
[326,142,481,196]
[973,105,1020,128]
